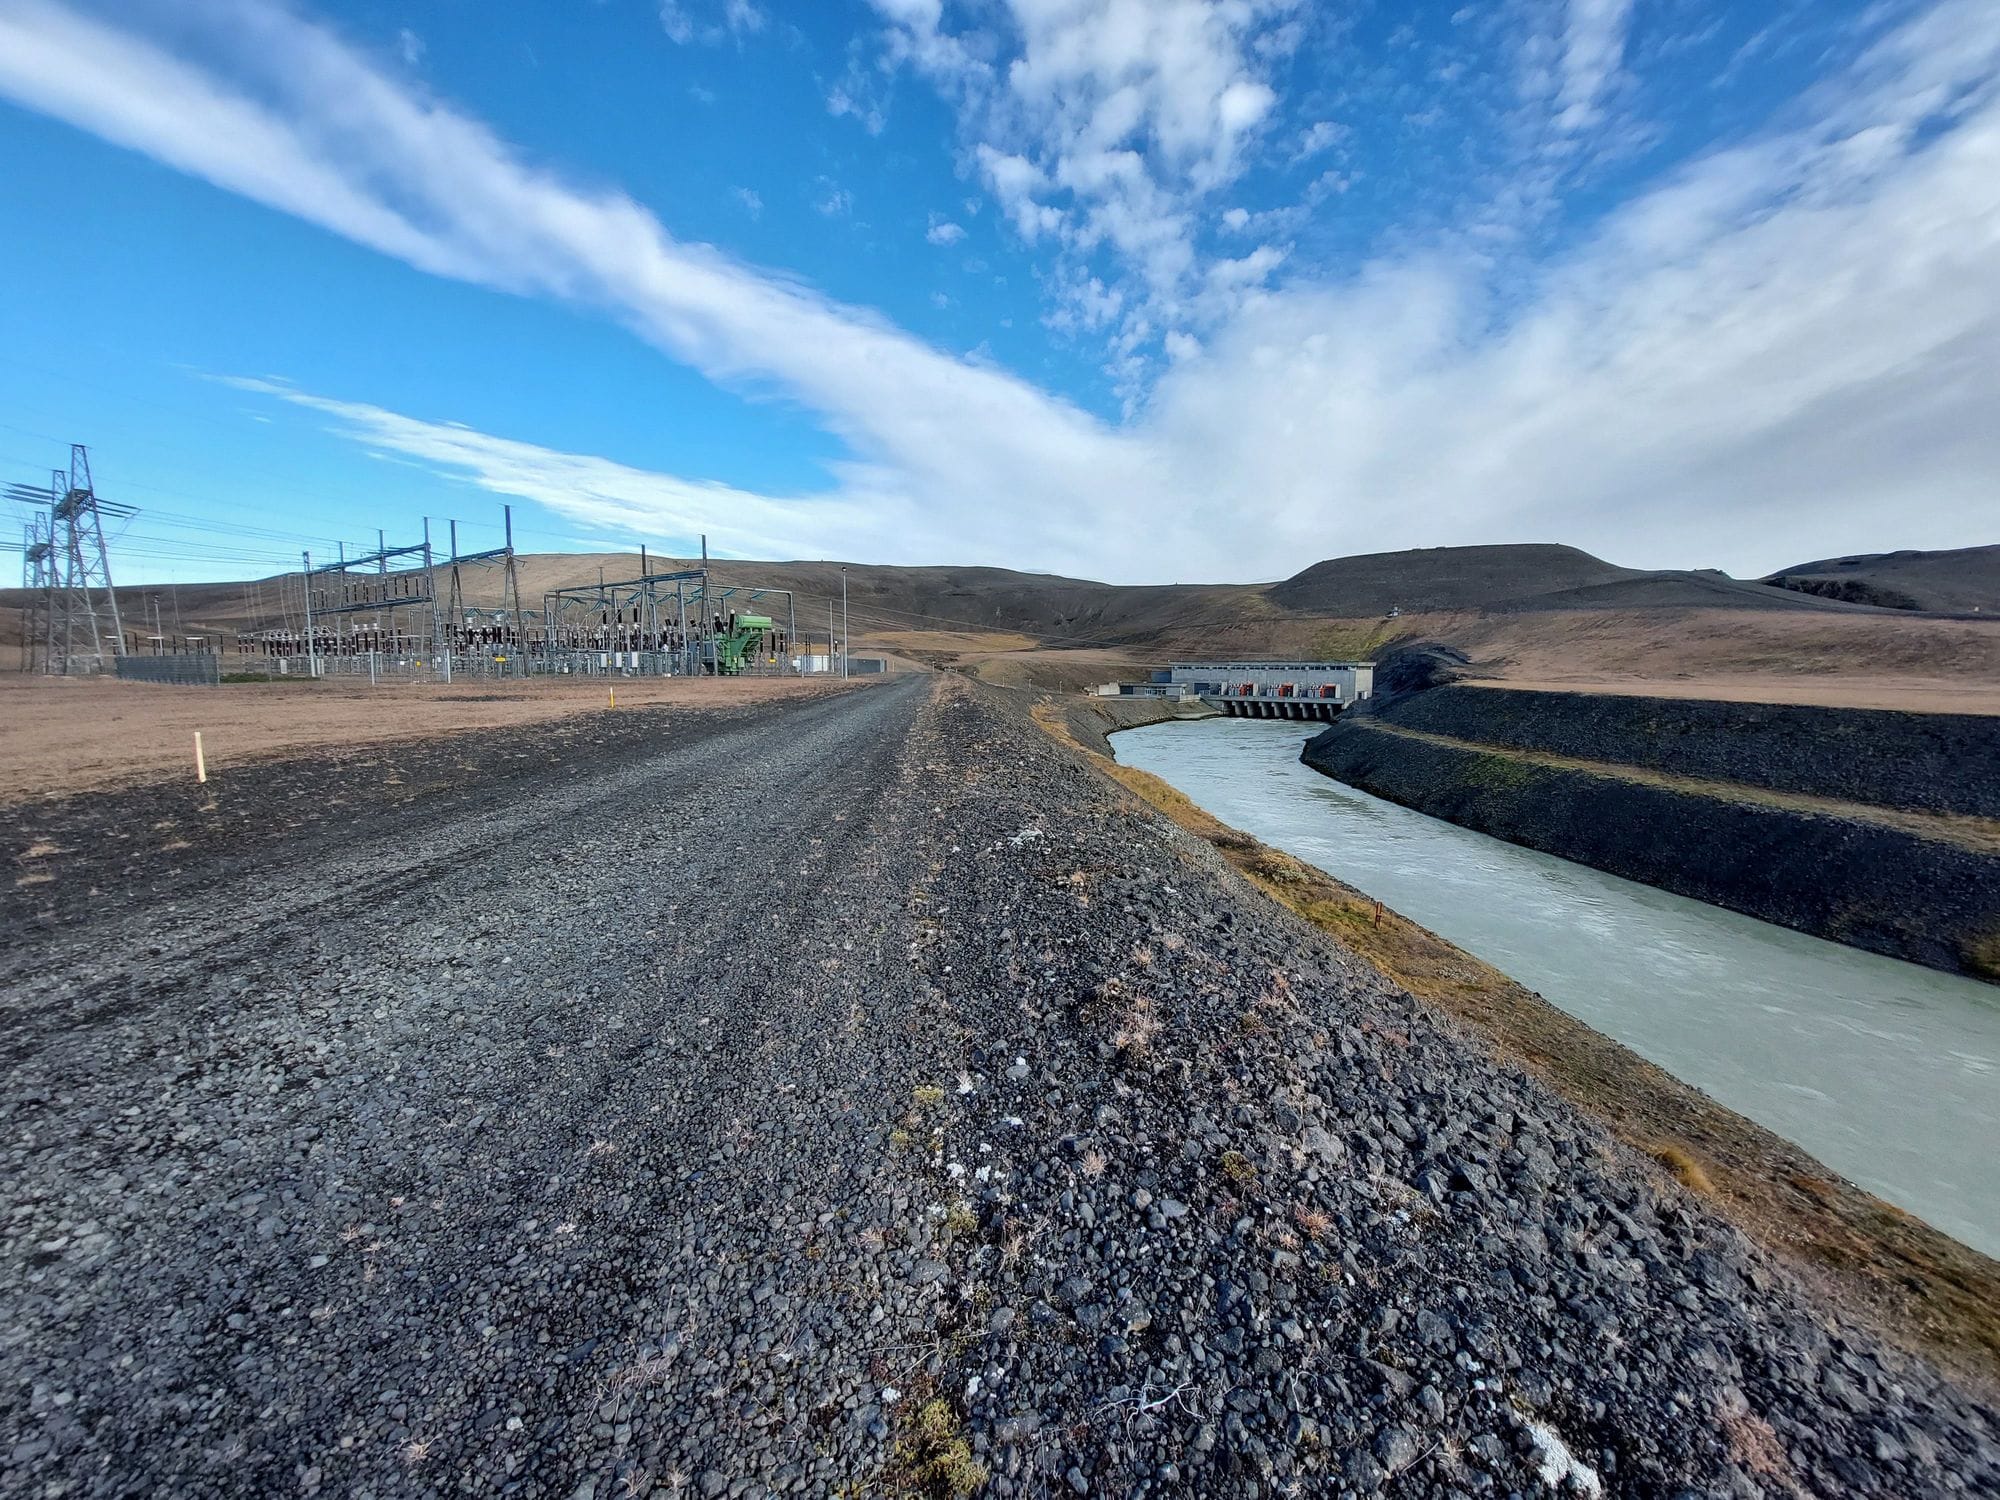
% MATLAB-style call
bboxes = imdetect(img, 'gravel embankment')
[1359,685,2000,820]
[3,674,1996,1496]
[1301,714,2000,979]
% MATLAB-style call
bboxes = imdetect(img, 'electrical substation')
[10,444,837,682]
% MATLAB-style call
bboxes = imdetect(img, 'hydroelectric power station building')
[1097,661,1375,721]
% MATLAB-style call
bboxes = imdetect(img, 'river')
[1114,716,2000,1258]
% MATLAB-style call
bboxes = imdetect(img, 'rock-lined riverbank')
[2,676,1995,1496]
[1374,685,2000,819]
[1303,689,2000,980]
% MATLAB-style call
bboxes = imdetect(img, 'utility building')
[1168,660,1374,720]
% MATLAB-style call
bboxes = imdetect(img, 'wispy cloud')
[660,0,764,47]
[861,0,1303,371]
[1554,0,1633,130]
[223,377,882,559]
[814,179,853,217]
[2,0,1996,581]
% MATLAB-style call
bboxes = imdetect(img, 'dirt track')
[2,678,1996,1496]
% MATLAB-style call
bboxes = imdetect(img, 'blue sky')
[0,0,1995,584]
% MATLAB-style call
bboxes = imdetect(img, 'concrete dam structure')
[1099,659,1376,722]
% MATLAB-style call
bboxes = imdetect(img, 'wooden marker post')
[194,732,207,784]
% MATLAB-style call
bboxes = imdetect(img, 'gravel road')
[3,674,1996,1497]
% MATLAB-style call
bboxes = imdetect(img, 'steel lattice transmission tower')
[23,509,56,674]
[4,473,60,674]
[49,445,131,673]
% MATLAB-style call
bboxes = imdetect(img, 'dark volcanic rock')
[1360,683,2000,820]
[0,674,1993,1497]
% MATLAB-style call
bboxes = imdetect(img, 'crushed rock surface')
[1,674,1994,1497]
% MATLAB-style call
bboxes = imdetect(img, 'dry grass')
[1111,992,1163,1055]
[1720,1404,1798,1490]
[1293,1205,1334,1241]
[606,1357,678,1391]
[1434,606,2000,712]
[862,629,1042,656]
[1650,1144,1716,1196]
[1965,926,2000,984]
[0,673,863,804]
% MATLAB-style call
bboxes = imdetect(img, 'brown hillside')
[5,542,1997,711]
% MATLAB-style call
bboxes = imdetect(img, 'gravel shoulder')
[3,675,1996,1497]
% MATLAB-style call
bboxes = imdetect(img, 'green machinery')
[711,613,774,674]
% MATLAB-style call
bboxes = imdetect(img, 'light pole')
[840,566,848,680]
[302,550,320,679]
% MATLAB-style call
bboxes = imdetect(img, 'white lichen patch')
[1524,1417,1603,1498]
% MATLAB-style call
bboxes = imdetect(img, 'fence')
[246,649,806,683]
[116,653,220,686]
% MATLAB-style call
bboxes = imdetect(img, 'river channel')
[1114,716,2000,1258]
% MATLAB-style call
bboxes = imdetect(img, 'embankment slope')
[1303,686,2000,979]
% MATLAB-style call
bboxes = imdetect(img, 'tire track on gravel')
[2,676,978,1498]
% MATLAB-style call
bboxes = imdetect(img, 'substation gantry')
[540,561,797,675]
[271,505,528,669]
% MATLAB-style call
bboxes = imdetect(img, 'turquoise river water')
[1115,716,2000,1258]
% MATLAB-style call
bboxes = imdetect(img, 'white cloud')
[396,27,422,67]
[224,377,883,560]
[661,0,764,46]
[1554,0,1633,130]
[867,0,1306,356]
[1289,119,1341,162]
[1204,244,1283,291]
[925,217,966,246]
[825,84,886,135]
[658,2,695,45]
[2,0,1996,584]
[732,185,762,217]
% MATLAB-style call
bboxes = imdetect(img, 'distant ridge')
[0,538,1894,662]
[1267,543,1844,616]
[1765,545,2000,614]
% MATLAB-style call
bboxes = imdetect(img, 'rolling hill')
[6,541,1998,710]
[1270,543,1848,616]
[1764,545,2000,614]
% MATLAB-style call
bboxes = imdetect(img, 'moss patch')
[1962,925,2000,983]
[893,1398,987,1498]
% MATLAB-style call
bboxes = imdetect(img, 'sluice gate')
[1202,695,1345,722]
